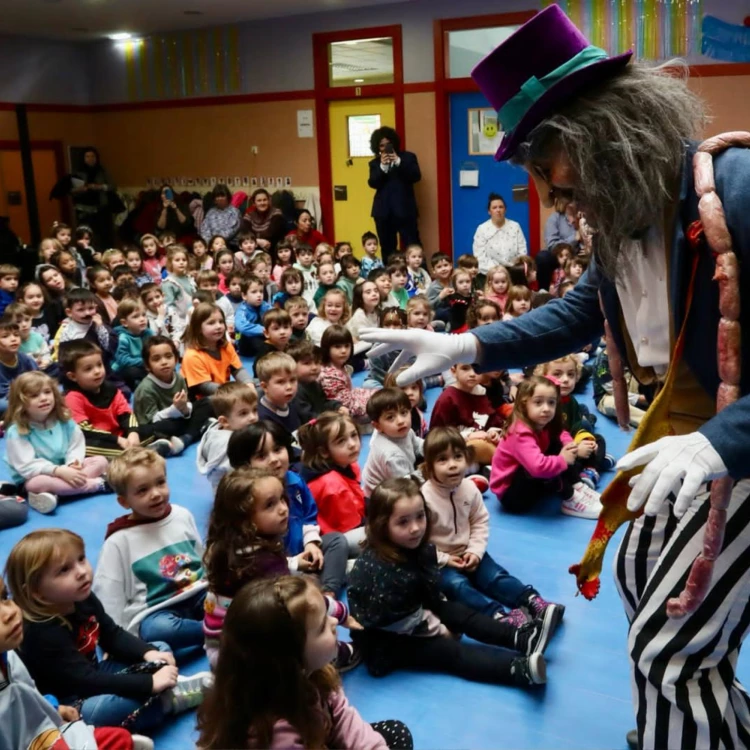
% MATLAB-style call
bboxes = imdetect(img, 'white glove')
[618,432,728,518]
[360,328,479,385]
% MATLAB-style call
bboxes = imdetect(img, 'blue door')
[449,91,530,257]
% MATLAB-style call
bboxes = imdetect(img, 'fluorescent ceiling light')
[108,32,132,41]
[354,78,365,83]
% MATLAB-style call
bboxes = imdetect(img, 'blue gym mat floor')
[2,360,742,749]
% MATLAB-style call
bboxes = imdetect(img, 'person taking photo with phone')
[367,126,422,265]
[156,184,194,241]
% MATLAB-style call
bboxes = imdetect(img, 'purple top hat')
[471,4,632,161]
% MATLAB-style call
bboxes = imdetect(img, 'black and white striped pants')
[614,478,750,749]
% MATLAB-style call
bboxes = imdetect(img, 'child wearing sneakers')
[490,375,602,519]
[0,575,155,750]
[535,355,615,489]
[93,448,207,658]
[197,382,259,490]
[5,372,109,515]
[422,428,564,627]
[7,529,210,734]
[362,388,423,498]
[61,341,179,459]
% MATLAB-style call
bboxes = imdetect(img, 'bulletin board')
[468,108,503,156]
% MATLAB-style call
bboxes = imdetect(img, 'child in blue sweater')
[235,274,272,357]
[0,264,19,316]
[112,298,153,389]
[227,420,348,597]
[0,319,37,415]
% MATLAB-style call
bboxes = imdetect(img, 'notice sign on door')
[297,110,314,138]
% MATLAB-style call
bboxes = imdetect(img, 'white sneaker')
[169,436,185,456]
[27,491,57,514]
[131,736,155,750]
[169,670,212,713]
[561,483,603,520]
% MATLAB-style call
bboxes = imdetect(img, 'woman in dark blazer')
[367,126,421,264]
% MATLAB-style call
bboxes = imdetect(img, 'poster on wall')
[468,109,504,156]
[297,109,314,138]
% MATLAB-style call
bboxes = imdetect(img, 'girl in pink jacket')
[197,576,412,750]
[490,375,603,520]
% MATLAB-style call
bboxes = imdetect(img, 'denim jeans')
[138,590,207,662]
[439,553,531,617]
[319,532,348,598]
[79,640,172,732]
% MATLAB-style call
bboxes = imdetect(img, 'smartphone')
[384,144,395,155]
[163,187,174,201]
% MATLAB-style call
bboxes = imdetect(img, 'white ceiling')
[0,0,415,41]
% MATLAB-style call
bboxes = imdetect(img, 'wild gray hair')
[512,61,707,279]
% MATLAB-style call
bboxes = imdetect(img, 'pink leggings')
[25,456,109,495]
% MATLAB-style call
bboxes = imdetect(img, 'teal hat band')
[497,45,609,133]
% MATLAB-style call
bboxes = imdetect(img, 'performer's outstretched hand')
[360,328,479,385]
[618,433,728,518]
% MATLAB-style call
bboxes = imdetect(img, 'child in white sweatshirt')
[93,448,207,660]
[361,388,423,498]
[421,427,564,631]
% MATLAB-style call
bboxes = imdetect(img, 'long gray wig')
[512,61,707,279]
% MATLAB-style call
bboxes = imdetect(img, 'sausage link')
[718,319,742,385]
[714,252,741,320]
[697,131,750,154]
[693,151,715,196]
[699,192,733,256]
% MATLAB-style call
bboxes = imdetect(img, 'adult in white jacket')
[471,192,528,274]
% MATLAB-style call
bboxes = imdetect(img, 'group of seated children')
[0,211,630,748]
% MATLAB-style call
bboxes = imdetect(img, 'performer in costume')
[361,7,750,750]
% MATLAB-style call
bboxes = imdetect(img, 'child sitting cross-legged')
[201,468,361,672]
[112,298,153,389]
[298,413,366,557]
[252,308,293,378]
[490,375,603,519]
[197,576,410,749]
[93,448,208,660]
[197,381,258,490]
[134,335,213,451]
[160,245,196,345]
[5,371,109,515]
[227,421,348,600]
[256,352,302,436]
[0,573,156,750]
[7,529,210,734]
[347,477,550,687]
[430,362,502,468]
[362,388,424,499]
[319,325,376,420]
[61,340,179,458]
[235,274,272,357]
[287,339,344,424]
[422,427,564,628]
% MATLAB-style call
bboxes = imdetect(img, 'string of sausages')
[664,131,748,618]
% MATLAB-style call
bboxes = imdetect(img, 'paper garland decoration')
[123,27,242,102]
[542,0,703,60]
[701,15,750,62]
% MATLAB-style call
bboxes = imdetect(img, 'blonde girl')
[406,295,433,331]
[347,477,548,687]
[484,265,511,312]
[6,529,208,733]
[503,285,532,320]
[181,302,251,399]
[140,233,164,284]
[317,325,375,417]
[5,372,109,514]
[161,244,195,342]
[306,288,350,348]
[298,412,367,553]
[197,576,410,749]
[490,375,601,519]
[38,237,63,266]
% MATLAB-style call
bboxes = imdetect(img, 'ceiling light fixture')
[354,79,365,83]
[108,32,132,41]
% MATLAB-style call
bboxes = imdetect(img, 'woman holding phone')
[156,183,194,239]
[368,126,422,264]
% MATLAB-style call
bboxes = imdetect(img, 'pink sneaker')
[493,608,529,627]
